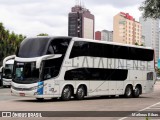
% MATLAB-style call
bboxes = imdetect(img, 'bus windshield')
[3,64,13,79]
[13,62,40,84]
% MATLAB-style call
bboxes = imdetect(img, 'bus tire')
[75,86,85,100]
[0,80,2,87]
[61,86,72,101]
[133,86,141,98]
[36,98,44,102]
[124,85,133,98]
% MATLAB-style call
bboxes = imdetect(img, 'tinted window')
[3,64,13,79]
[42,57,63,80]
[47,39,71,55]
[13,62,39,84]
[43,38,71,80]
[18,38,50,58]
[17,37,71,58]
[64,68,128,81]
[130,47,153,61]
[70,41,154,61]
[147,72,153,80]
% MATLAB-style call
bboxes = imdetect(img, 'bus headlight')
[31,85,43,90]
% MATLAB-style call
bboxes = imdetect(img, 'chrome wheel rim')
[134,87,140,95]
[77,88,84,98]
[126,87,131,96]
[63,87,71,99]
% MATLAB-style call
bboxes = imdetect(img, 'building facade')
[68,5,94,39]
[95,30,113,41]
[139,17,159,62]
[95,31,101,40]
[113,12,142,45]
[101,30,113,42]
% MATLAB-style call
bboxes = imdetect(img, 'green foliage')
[37,33,49,36]
[139,0,160,19]
[0,22,26,65]
[146,116,149,120]
[157,69,160,76]
[135,42,139,45]
[135,42,144,46]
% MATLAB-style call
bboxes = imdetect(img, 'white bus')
[11,36,155,101]
[2,55,15,87]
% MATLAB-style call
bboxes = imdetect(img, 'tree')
[37,33,49,36]
[139,0,160,19]
[135,42,139,46]
[0,22,26,65]
[156,68,160,77]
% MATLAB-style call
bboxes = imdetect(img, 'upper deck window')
[17,38,50,58]
[17,37,71,58]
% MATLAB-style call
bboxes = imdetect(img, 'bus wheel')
[36,98,44,102]
[75,86,85,100]
[61,86,72,101]
[133,86,140,98]
[124,85,133,98]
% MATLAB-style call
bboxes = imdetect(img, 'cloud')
[88,4,142,31]
[0,0,74,36]
[85,0,144,8]
[0,0,144,37]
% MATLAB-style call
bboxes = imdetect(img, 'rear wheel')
[36,98,44,102]
[124,85,133,98]
[75,86,85,100]
[0,79,2,87]
[133,86,141,98]
[61,86,72,101]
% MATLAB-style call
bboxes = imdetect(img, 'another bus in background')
[2,55,15,87]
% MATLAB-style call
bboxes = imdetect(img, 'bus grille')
[11,86,32,91]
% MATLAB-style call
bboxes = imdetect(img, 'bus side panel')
[108,81,116,95]
[43,80,60,96]
[116,81,124,95]
[89,81,109,96]
[143,71,154,93]
[130,70,143,81]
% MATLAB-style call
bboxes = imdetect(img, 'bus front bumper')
[3,78,11,86]
[11,86,60,98]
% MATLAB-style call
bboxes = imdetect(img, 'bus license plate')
[19,93,25,96]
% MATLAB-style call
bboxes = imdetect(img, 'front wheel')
[133,86,141,98]
[61,86,72,101]
[124,85,133,98]
[75,86,85,100]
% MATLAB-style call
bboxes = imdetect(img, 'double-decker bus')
[11,36,155,101]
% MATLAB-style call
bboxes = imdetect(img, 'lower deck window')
[64,68,128,81]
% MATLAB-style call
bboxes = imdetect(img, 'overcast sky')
[0,0,145,37]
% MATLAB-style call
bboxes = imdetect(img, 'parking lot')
[0,81,159,120]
